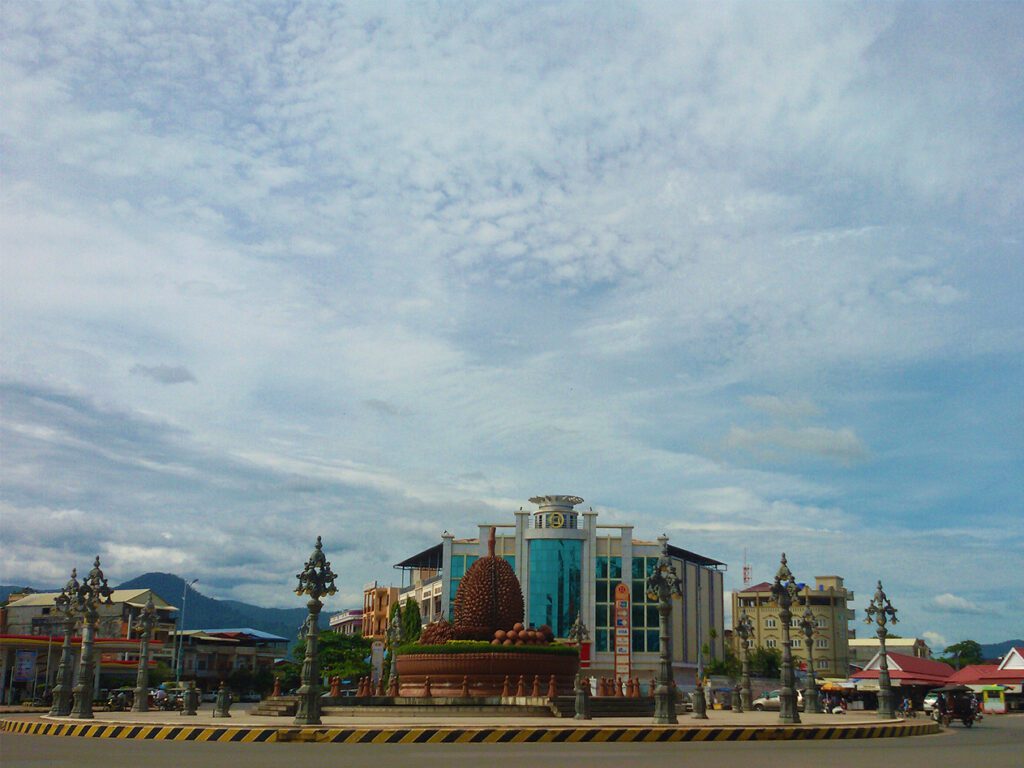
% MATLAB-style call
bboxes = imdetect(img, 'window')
[816,617,828,628]
[765,618,777,628]
[817,659,830,670]
[816,638,829,649]
[594,555,622,653]
[792,638,802,648]
[630,557,662,653]
[791,618,801,628]
[528,539,582,637]
[766,638,777,648]
[448,554,478,619]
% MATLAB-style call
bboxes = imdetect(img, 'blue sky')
[1,1,1021,651]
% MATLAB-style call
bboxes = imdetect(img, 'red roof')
[947,665,1000,684]
[852,652,954,684]
[741,581,774,593]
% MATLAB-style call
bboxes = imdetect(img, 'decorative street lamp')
[864,580,899,719]
[48,568,81,717]
[735,611,754,712]
[567,611,591,719]
[386,602,404,695]
[293,536,338,726]
[770,553,801,724]
[799,605,819,714]
[645,535,684,724]
[69,556,114,719]
[131,594,157,712]
[174,578,199,685]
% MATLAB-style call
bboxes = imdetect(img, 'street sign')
[371,640,385,684]
[613,583,631,680]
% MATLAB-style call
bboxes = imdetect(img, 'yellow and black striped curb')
[1,717,938,743]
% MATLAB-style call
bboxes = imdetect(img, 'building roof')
[197,628,288,641]
[946,665,1001,684]
[852,651,954,685]
[847,638,929,651]
[740,581,774,593]
[393,540,725,569]
[394,543,443,570]
[666,544,726,568]
[6,588,178,611]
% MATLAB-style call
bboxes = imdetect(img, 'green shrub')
[395,641,578,657]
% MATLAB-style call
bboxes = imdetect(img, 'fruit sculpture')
[451,527,526,640]
[396,527,576,697]
[491,623,554,646]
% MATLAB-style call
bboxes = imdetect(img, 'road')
[2,715,1021,768]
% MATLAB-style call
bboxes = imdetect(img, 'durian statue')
[453,527,525,640]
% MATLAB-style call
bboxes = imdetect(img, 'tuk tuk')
[930,684,978,727]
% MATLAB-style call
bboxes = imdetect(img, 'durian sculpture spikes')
[420,620,454,645]
[453,527,525,640]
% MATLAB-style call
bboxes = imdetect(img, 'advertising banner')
[370,640,385,683]
[13,650,37,682]
[613,583,631,680]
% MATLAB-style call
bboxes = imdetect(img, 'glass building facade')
[396,495,726,685]
[527,539,582,637]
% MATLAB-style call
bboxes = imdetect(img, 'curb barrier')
[2,717,939,743]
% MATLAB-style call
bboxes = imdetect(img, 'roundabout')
[1,707,938,744]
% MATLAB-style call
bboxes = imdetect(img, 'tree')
[707,643,740,678]
[942,640,983,670]
[292,631,373,681]
[402,597,422,642]
[749,646,782,678]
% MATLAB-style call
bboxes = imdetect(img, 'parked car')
[923,692,939,713]
[752,689,804,711]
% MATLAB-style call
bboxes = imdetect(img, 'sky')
[1,1,1021,652]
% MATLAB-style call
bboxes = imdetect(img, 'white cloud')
[922,631,948,651]
[722,426,868,464]
[925,593,986,615]
[0,2,1021,643]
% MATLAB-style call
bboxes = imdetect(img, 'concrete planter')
[395,651,578,697]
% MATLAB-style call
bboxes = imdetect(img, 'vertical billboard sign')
[13,650,37,682]
[370,640,385,684]
[613,583,631,680]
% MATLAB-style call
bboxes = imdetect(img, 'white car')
[751,689,805,711]
[923,692,939,713]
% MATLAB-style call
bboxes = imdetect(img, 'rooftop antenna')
[742,548,752,587]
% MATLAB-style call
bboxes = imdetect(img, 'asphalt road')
[2,715,1022,768]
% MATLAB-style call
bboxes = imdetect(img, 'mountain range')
[1,572,330,650]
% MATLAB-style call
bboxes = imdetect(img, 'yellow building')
[361,582,399,639]
[732,576,854,677]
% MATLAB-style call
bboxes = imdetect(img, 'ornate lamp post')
[735,611,754,712]
[386,604,404,695]
[770,553,801,724]
[799,605,819,714]
[567,611,591,719]
[645,535,684,724]
[69,556,114,719]
[174,578,198,685]
[864,580,898,719]
[48,569,81,717]
[293,536,337,726]
[131,595,157,712]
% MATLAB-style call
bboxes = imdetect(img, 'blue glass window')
[528,539,582,637]
[596,629,609,652]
